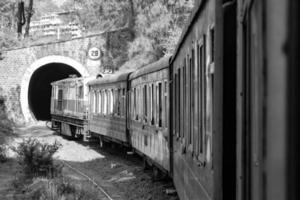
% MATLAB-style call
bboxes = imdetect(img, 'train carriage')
[128,57,171,174]
[87,73,131,145]
[47,1,300,199]
[50,76,93,139]
[170,1,217,199]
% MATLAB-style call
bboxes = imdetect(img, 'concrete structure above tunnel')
[0,28,132,125]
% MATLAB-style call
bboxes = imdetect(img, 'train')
[50,0,299,200]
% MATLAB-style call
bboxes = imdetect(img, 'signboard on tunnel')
[88,47,101,60]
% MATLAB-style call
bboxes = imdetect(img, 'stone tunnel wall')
[0,28,132,125]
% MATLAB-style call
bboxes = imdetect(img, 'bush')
[13,138,62,178]
[0,144,7,162]
[24,178,99,200]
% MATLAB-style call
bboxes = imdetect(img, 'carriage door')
[238,1,264,200]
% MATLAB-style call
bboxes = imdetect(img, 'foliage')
[12,177,100,200]
[62,0,132,33]
[61,0,194,70]
[32,0,60,19]
[0,0,194,70]
[0,0,61,50]
[0,88,14,138]
[131,0,194,57]
[12,138,62,178]
[0,145,8,163]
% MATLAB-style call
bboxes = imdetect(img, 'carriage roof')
[129,56,171,80]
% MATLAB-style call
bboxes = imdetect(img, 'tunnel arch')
[20,56,89,122]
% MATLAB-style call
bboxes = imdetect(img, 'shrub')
[0,144,7,162]
[13,138,62,178]
[24,178,99,200]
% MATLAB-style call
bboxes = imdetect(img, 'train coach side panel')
[88,81,129,144]
[89,116,127,143]
[129,67,170,172]
[171,0,215,199]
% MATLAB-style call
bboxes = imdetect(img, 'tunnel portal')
[28,63,81,120]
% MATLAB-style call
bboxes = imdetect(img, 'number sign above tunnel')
[88,47,101,60]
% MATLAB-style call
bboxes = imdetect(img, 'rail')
[59,160,114,200]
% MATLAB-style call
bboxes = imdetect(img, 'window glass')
[164,80,168,128]
[149,84,152,124]
[103,90,107,115]
[110,90,114,114]
[158,82,162,127]
[151,83,155,125]
[95,91,99,113]
[177,69,181,137]
[98,91,102,114]
[122,88,126,117]
[134,87,138,120]
[210,28,215,63]
[58,89,63,111]
[93,91,97,113]
[144,85,147,122]
[78,86,83,99]
[183,60,186,138]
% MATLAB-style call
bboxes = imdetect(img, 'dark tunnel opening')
[28,63,81,121]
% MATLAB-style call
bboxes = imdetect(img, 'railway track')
[60,160,122,200]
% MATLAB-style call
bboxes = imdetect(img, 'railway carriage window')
[138,86,141,121]
[89,91,93,113]
[110,90,112,115]
[134,87,138,120]
[183,60,186,139]
[110,90,114,115]
[199,35,207,158]
[177,69,181,138]
[117,89,121,116]
[130,89,133,119]
[196,43,200,154]
[118,89,120,116]
[78,86,83,99]
[137,87,139,120]
[114,89,117,115]
[95,91,99,114]
[191,48,196,151]
[198,43,203,155]
[149,84,152,124]
[101,91,104,115]
[151,83,155,125]
[103,90,107,115]
[143,85,147,122]
[93,91,97,113]
[158,82,162,127]
[58,89,63,111]
[98,91,102,114]
[164,80,168,128]
[190,49,195,148]
[121,88,126,117]
[174,74,178,135]
[107,90,110,115]
[210,27,215,63]
[108,90,111,115]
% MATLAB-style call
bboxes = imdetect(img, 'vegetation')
[11,177,100,200]
[13,138,62,178]
[0,0,194,70]
[0,145,8,162]
[8,138,103,199]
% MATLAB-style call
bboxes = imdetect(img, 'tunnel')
[28,63,81,121]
